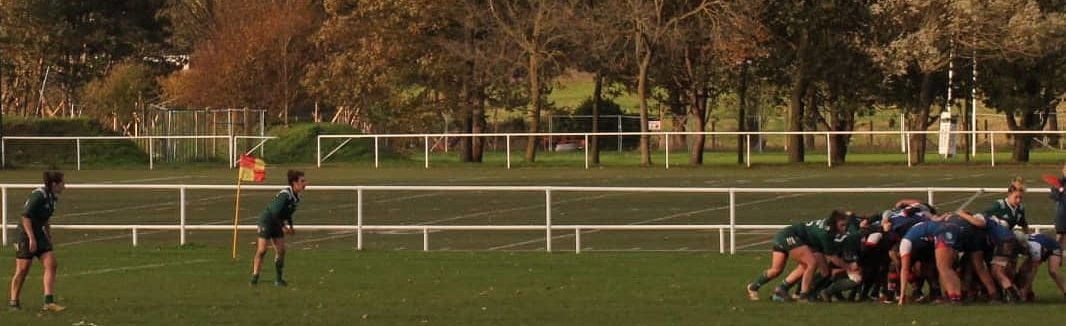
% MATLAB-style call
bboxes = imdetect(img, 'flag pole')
[232,171,243,259]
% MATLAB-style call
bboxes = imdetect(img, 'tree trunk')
[524,44,541,162]
[458,85,474,163]
[591,72,602,165]
[1050,106,1060,147]
[829,106,855,164]
[1007,111,1036,163]
[472,90,485,163]
[637,50,653,166]
[908,72,934,165]
[787,30,809,163]
[830,134,849,164]
[690,88,707,165]
[736,62,748,164]
[804,90,818,149]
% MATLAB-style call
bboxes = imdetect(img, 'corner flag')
[233,154,266,259]
[238,154,266,182]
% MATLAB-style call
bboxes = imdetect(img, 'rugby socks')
[274,258,285,282]
[810,274,832,293]
[776,280,795,292]
[44,295,55,304]
[250,273,260,285]
[8,300,19,309]
[749,272,771,291]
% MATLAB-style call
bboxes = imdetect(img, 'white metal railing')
[0,135,277,170]
[317,130,1066,169]
[0,184,1050,254]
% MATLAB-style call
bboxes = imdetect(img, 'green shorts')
[772,226,805,253]
[14,237,53,260]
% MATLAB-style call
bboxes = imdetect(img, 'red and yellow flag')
[238,154,266,182]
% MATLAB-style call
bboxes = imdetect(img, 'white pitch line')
[57,191,449,246]
[418,193,624,225]
[292,192,624,244]
[487,173,990,251]
[488,192,807,251]
[62,259,213,277]
[98,176,197,184]
[735,238,775,250]
[60,194,235,218]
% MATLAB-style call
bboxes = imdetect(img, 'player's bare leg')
[8,258,32,310]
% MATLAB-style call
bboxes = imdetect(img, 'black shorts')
[257,223,285,239]
[14,238,53,260]
[959,229,992,254]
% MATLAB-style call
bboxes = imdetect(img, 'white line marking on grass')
[61,192,449,246]
[291,193,623,244]
[735,239,774,250]
[488,193,806,250]
[57,217,237,246]
[418,193,623,225]
[487,173,987,251]
[99,176,196,184]
[61,194,235,218]
[62,259,213,277]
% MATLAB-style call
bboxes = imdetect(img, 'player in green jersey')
[9,171,66,312]
[746,209,851,301]
[251,170,307,287]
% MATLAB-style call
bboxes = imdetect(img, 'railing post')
[665,133,670,169]
[575,229,581,254]
[729,189,736,255]
[149,137,154,170]
[719,228,725,254]
[900,113,907,153]
[825,133,832,168]
[545,188,552,253]
[927,189,934,207]
[374,137,380,168]
[746,134,752,168]
[1,186,6,246]
[76,139,82,171]
[584,134,589,170]
[424,136,430,169]
[316,136,322,168]
[506,135,511,169]
[357,188,363,250]
[228,136,235,168]
[1,138,5,168]
[905,133,912,167]
[132,227,138,247]
[990,132,996,167]
[423,228,429,251]
[180,187,187,245]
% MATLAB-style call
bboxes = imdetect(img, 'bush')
[2,118,148,168]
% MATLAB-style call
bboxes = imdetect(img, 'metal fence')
[318,130,1066,168]
[0,135,276,170]
[0,184,1050,254]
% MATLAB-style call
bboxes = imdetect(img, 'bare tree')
[488,0,579,162]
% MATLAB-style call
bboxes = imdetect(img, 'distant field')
[1,165,1066,324]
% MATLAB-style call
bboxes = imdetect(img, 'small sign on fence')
[648,120,662,131]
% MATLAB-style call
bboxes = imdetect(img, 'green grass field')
[1,164,1066,324]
